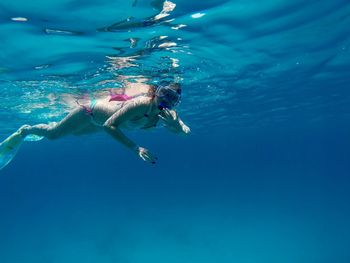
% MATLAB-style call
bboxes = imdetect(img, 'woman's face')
[155,85,181,109]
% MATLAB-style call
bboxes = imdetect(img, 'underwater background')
[1,0,350,262]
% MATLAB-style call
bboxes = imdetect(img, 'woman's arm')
[103,98,157,163]
[158,109,191,135]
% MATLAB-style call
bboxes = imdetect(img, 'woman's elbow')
[103,123,116,133]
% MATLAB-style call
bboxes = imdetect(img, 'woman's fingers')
[170,110,177,120]
[158,115,166,121]
[162,109,174,120]
[158,115,172,126]
[164,109,177,120]
[141,152,157,164]
[143,150,158,163]
[137,147,158,164]
[159,110,177,125]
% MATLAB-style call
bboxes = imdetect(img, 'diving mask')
[155,85,182,109]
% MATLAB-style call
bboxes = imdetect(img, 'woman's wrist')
[132,145,140,153]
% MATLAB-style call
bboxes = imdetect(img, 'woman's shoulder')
[128,96,153,109]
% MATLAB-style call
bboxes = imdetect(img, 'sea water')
[0,0,350,262]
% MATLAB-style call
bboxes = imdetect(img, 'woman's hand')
[159,109,191,134]
[134,146,158,164]
[159,109,180,128]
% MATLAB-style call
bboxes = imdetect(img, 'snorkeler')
[0,82,190,170]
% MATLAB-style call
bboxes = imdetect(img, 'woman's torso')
[90,84,159,129]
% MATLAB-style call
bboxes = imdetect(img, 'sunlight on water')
[1,0,349,134]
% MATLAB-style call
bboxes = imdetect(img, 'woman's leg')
[20,108,92,140]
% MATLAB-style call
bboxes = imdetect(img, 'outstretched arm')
[103,98,157,163]
[158,109,191,135]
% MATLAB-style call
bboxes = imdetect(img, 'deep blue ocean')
[1,0,350,262]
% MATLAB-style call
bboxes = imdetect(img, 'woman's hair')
[167,83,181,93]
[158,82,181,93]
[150,82,181,97]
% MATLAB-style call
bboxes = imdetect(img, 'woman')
[0,82,190,169]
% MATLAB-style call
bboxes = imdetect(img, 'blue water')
[1,0,350,262]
